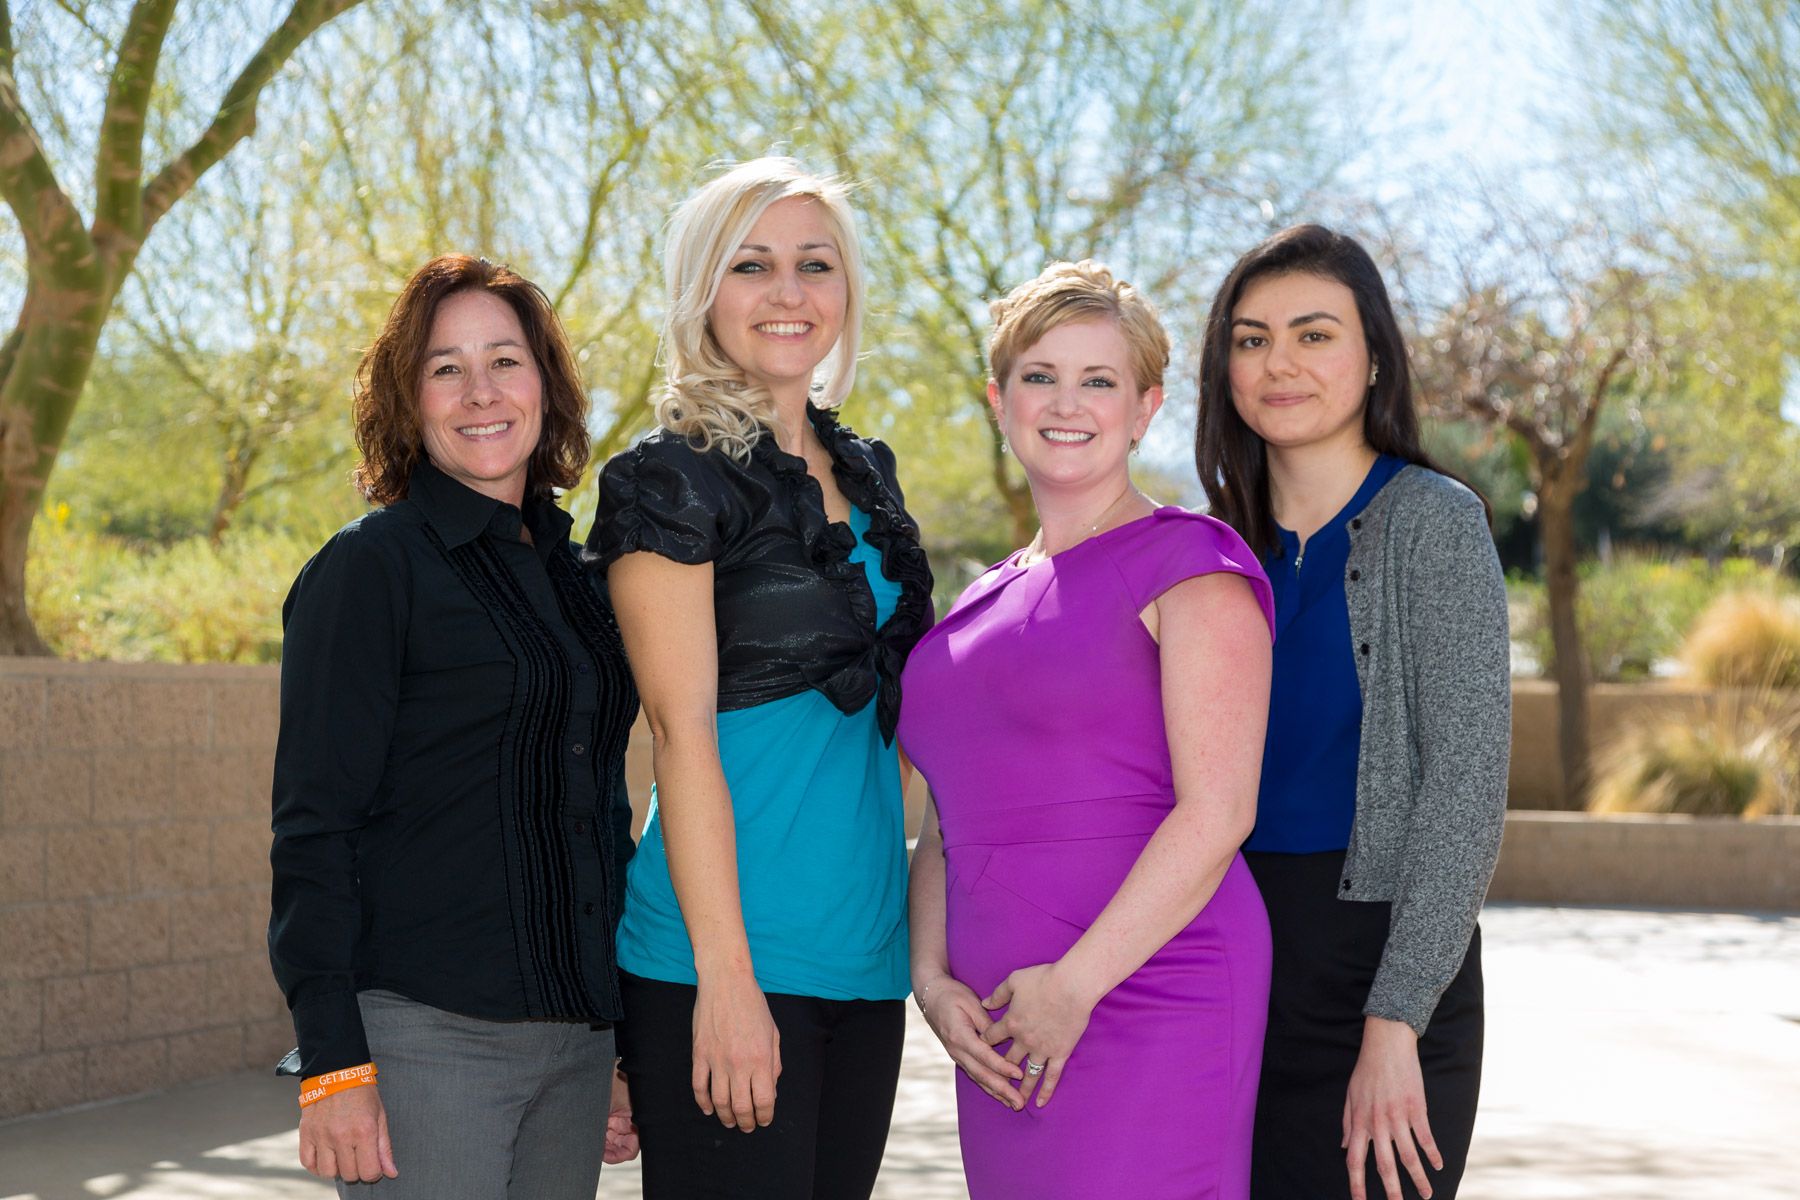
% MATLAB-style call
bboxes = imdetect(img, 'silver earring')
[1368,362,1380,387]
[1129,437,1140,453]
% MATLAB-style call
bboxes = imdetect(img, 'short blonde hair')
[656,157,866,460]
[987,260,1170,394]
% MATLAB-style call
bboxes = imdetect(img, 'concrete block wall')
[1490,812,1800,910]
[0,660,291,1121]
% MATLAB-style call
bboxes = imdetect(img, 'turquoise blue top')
[1247,454,1407,854]
[616,506,910,999]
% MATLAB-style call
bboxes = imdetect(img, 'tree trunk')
[0,489,51,655]
[1538,473,1591,807]
[207,445,257,544]
[0,284,112,655]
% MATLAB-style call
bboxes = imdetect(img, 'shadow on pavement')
[0,1070,329,1200]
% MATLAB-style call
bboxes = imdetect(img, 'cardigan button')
[1349,569,1361,581]
[1341,879,1353,891]
[1359,642,1370,656]
[1351,518,1362,530]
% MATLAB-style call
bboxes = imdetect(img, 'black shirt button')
[1349,569,1361,581]
[571,743,587,756]
[583,902,596,916]
[577,662,591,675]
[1359,643,1371,656]
[573,821,587,835]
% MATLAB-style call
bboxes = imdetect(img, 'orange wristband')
[298,1062,377,1108]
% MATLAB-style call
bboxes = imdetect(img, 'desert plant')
[27,524,314,664]
[1681,591,1800,689]
[1510,554,1796,681]
[1589,697,1800,817]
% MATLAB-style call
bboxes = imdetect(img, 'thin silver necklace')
[1022,485,1143,565]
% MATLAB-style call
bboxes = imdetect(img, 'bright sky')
[1346,0,1572,196]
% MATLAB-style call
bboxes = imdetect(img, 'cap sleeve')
[586,437,726,568]
[1106,509,1275,639]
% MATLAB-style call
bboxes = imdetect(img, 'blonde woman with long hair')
[587,158,934,1199]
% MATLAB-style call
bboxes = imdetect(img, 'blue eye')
[730,261,766,274]
[1082,376,1117,388]
[800,260,834,274]
[1021,371,1053,385]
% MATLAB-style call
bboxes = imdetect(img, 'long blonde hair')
[657,157,866,460]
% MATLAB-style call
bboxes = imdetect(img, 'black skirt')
[1244,850,1484,1200]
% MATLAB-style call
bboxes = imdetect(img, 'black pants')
[616,972,905,1200]
[1245,851,1484,1200]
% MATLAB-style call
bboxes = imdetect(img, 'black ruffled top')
[586,404,934,742]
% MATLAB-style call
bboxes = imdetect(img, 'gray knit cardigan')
[1339,465,1511,1036]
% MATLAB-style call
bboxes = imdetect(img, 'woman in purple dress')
[898,261,1276,1198]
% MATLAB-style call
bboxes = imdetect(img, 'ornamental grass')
[1681,591,1800,689]
[1588,696,1800,818]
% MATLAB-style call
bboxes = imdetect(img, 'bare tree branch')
[93,0,176,244]
[140,0,362,234]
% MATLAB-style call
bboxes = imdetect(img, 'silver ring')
[1024,1057,1045,1076]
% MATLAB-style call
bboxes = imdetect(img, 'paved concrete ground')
[4,904,1797,1199]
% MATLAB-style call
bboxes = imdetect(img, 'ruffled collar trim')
[750,404,934,742]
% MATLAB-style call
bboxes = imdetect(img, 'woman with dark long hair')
[1195,225,1510,1200]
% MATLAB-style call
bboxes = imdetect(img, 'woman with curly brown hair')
[269,254,640,1197]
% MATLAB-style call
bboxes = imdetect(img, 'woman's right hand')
[692,972,782,1131]
[918,974,1025,1111]
[297,1084,397,1182]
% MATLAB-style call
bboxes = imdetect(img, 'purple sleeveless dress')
[898,508,1276,1199]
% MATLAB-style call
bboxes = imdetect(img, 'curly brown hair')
[353,255,590,506]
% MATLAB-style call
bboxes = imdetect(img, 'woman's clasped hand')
[916,975,1024,1110]
[978,960,1099,1108]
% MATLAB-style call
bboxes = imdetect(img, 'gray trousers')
[339,989,616,1200]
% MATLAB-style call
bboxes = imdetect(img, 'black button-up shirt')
[270,462,639,1076]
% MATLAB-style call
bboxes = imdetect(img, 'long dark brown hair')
[1195,224,1479,557]
[353,254,590,506]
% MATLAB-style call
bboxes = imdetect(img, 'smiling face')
[708,196,848,407]
[988,317,1161,493]
[1227,271,1371,456]
[417,289,544,507]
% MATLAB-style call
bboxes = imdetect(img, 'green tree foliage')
[1580,0,1800,558]
[1587,0,1800,263]
[11,0,1352,661]
[0,0,365,653]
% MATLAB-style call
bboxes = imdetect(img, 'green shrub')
[28,520,314,663]
[1681,591,1800,688]
[1509,553,1797,681]
[26,513,137,660]
[1589,699,1799,817]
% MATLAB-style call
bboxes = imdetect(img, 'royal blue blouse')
[1246,454,1407,854]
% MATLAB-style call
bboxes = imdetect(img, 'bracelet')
[299,1062,378,1108]
[914,978,940,1013]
